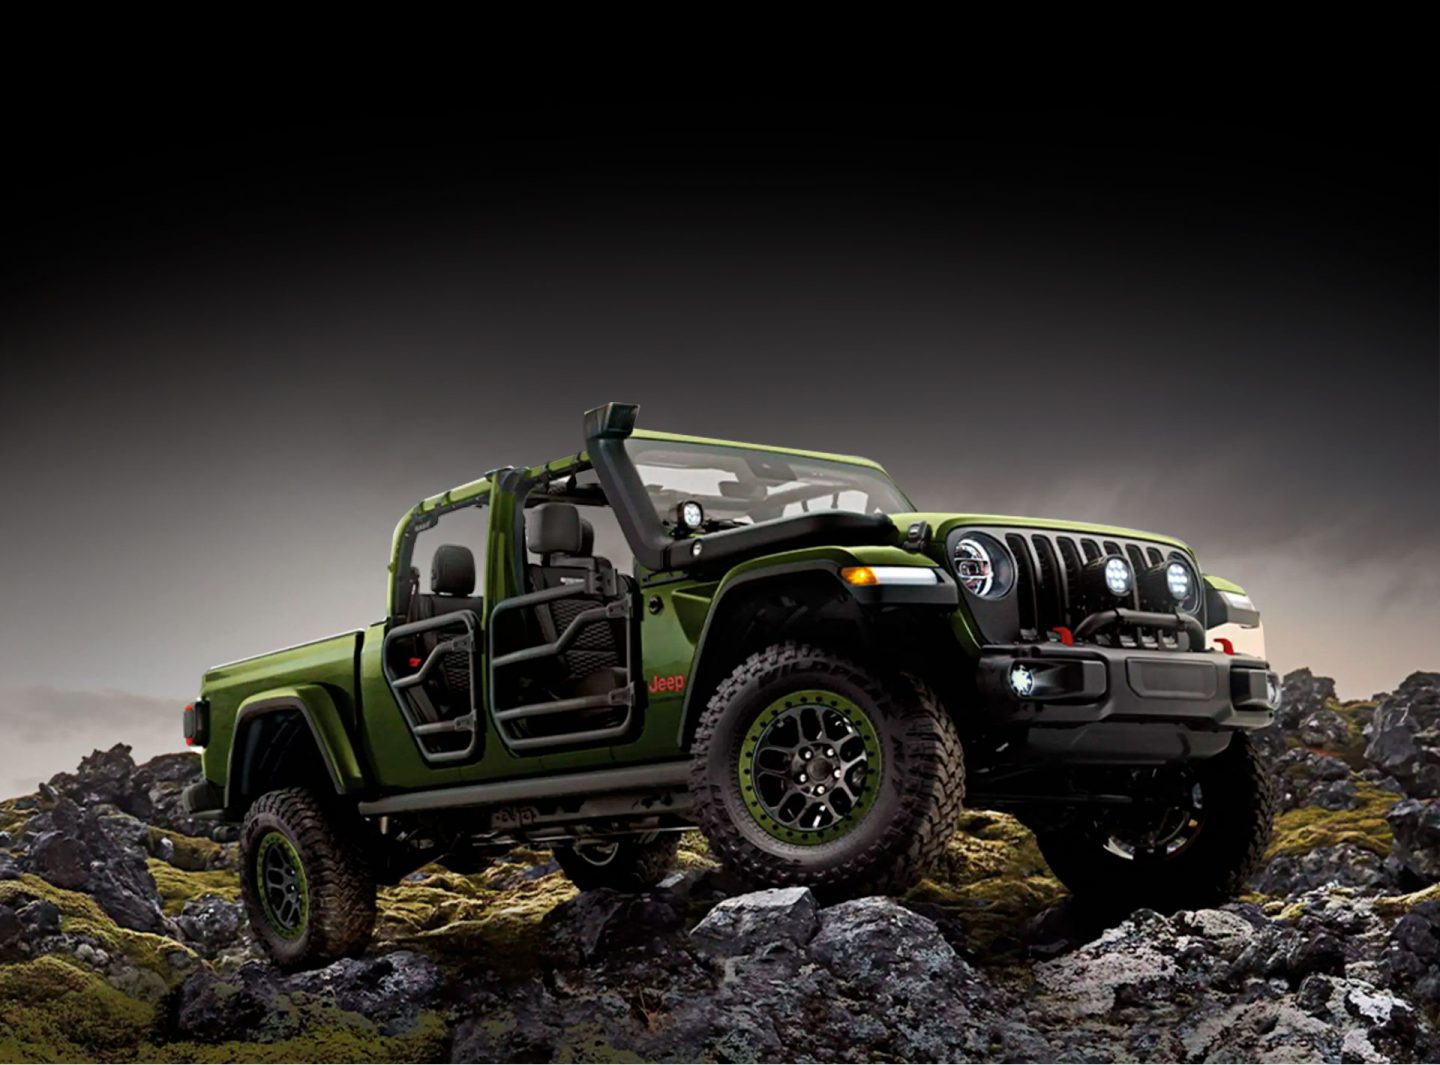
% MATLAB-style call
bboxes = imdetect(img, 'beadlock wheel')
[739,690,884,845]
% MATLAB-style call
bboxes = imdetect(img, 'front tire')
[553,835,679,891]
[1033,731,1277,912]
[240,788,376,970]
[690,642,964,898]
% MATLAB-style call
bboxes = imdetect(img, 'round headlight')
[1104,556,1132,596]
[1165,561,1191,600]
[949,531,1016,600]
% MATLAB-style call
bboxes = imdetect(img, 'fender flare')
[674,560,873,747]
[224,684,367,811]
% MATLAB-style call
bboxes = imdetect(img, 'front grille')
[998,528,1202,649]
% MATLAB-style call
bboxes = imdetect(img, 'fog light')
[1266,673,1281,710]
[1009,664,1036,698]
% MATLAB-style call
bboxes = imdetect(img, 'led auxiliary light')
[1142,557,1198,611]
[1009,664,1036,698]
[1104,557,1132,596]
[1266,673,1282,710]
[1165,561,1191,600]
[676,499,704,530]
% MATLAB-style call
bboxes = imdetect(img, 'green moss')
[0,874,195,987]
[375,853,576,975]
[1374,882,1440,916]
[149,828,230,872]
[674,831,719,871]
[1316,698,1377,767]
[903,810,1065,954]
[0,955,156,1062]
[1267,781,1400,859]
[0,798,30,840]
[148,859,241,915]
[140,1013,448,1064]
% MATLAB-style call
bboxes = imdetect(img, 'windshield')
[624,438,912,528]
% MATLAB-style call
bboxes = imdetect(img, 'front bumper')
[976,642,1277,764]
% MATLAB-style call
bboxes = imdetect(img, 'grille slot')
[1030,535,1065,634]
[1005,533,1037,635]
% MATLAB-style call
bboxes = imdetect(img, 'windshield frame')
[622,433,914,529]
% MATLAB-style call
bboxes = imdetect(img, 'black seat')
[525,504,626,696]
[407,544,484,713]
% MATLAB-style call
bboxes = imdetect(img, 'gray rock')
[1380,902,1440,1010]
[1300,707,1354,751]
[541,888,683,965]
[25,796,167,933]
[17,899,61,936]
[0,903,23,957]
[1276,748,1358,811]
[1386,797,1440,884]
[1280,668,1339,730]
[174,896,246,958]
[689,885,818,957]
[1252,842,1391,896]
[0,852,22,880]
[1365,671,1440,798]
[286,951,444,1031]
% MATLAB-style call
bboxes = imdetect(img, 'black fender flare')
[223,686,367,814]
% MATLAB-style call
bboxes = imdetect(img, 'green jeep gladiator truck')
[182,402,1279,968]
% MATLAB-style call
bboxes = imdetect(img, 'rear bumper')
[976,642,1277,764]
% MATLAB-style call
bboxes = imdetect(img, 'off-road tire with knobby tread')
[689,641,965,899]
[240,787,377,970]
[553,834,681,892]
[1033,731,1277,913]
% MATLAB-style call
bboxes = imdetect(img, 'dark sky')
[0,86,1434,794]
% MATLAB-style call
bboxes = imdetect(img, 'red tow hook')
[408,656,423,669]
[1050,626,1074,646]
[1214,638,1235,655]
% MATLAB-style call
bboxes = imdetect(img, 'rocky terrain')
[1,668,1437,1063]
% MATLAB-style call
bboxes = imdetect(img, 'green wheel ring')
[738,688,883,846]
[255,830,310,940]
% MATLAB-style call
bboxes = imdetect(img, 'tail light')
[183,699,211,747]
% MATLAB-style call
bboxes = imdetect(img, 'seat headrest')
[527,503,587,559]
[431,544,476,596]
[578,518,595,557]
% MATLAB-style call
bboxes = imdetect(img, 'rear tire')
[689,642,964,898]
[553,834,679,891]
[1033,731,1277,912]
[240,787,376,970]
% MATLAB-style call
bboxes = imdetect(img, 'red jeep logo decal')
[649,673,686,694]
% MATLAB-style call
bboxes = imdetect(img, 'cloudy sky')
[0,88,1433,796]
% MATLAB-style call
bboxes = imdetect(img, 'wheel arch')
[676,558,968,749]
[678,561,895,748]
[224,685,367,817]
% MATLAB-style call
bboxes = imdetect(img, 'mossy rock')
[0,955,156,1062]
[1267,781,1400,859]
[0,874,195,988]
[149,828,230,872]
[0,798,31,840]
[1374,882,1440,917]
[904,810,1066,953]
[147,859,241,915]
[140,1012,449,1064]
[375,853,577,975]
